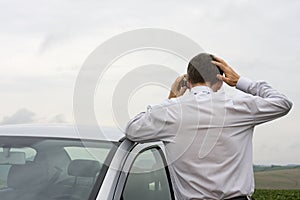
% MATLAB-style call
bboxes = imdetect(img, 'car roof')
[0,124,125,142]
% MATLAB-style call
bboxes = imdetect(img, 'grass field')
[252,189,300,199]
[254,168,300,190]
[253,168,300,199]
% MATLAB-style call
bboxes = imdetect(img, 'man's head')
[187,53,224,91]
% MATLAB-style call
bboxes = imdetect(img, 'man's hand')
[168,75,188,99]
[211,55,240,87]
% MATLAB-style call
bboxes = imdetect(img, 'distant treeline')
[253,164,300,172]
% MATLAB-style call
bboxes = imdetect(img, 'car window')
[10,147,37,161]
[122,148,173,200]
[0,136,118,200]
[64,146,110,163]
[0,147,36,189]
[0,164,9,189]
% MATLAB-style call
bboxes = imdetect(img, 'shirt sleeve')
[235,77,293,125]
[125,100,178,143]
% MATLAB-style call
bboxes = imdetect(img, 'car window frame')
[88,141,120,200]
[113,142,175,200]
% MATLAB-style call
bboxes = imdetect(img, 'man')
[125,53,292,200]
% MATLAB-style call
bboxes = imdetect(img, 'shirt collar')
[190,86,212,95]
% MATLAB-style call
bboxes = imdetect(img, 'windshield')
[0,136,118,200]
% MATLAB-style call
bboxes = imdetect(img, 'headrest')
[7,162,48,189]
[67,159,101,177]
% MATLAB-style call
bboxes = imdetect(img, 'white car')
[0,124,175,200]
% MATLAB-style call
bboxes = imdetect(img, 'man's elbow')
[125,125,140,142]
[286,98,293,111]
[281,98,293,115]
[125,131,136,141]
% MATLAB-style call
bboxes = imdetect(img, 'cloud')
[48,114,67,123]
[0,108,35,125]
[0,108,68,125]
[38,34,67,54]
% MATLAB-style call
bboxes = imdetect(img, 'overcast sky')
[0,0,299,164]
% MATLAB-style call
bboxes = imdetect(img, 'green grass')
[254,168,300,190]
[253,168,300,199]
[253,189,300,200]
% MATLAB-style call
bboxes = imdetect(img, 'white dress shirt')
[125,77,292,200]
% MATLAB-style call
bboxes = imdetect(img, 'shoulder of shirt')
[148,94,192,111]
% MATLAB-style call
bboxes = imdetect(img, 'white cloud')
[47,114,67,124]
[0,108,35,125]
[0,109,68,125]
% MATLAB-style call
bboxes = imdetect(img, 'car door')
[113,142,175,200]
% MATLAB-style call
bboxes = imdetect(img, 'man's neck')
[190,82,210,88]
[190,81,222,92]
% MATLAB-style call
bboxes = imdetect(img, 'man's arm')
[235,77,292,125]
[168,75,188,99]
[212,55,293,125]
[125,101,178,143]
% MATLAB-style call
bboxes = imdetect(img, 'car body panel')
[96,139,135,200]
[0,124,174,200]
[0,124,124,141]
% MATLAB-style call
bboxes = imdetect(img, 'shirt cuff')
[236,77,253,93]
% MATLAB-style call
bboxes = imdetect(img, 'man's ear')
[187,81,191,89]
[186,76,191,89]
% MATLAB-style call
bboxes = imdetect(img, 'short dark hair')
[187,53,223,85]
